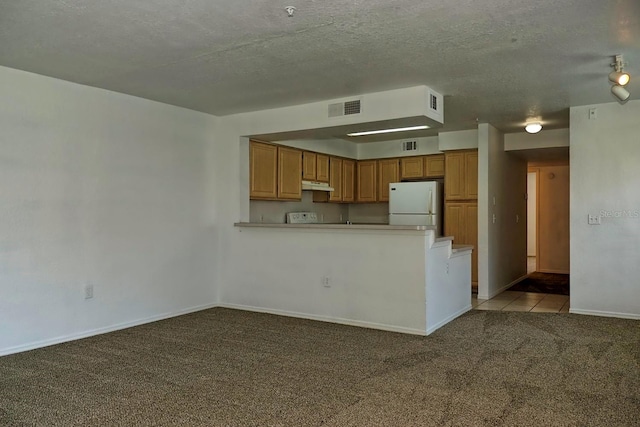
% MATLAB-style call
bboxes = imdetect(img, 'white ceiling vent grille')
[328,99,361,117]
[402,140,417,151]
[428,89,443,116]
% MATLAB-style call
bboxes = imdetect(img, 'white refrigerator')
[388,181,443,234]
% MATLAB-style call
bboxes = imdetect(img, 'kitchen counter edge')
[234,222,438,232]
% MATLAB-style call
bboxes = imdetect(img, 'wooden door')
[377,158,400,202]
[400,157,424,180]
[302,151,317,181]
[249,140,278,200]
[277,146,302,200]
[342,159,355,203]
[425,154,445,177]
[316,154,330,183]
[328,157,343,202]
[356,160,377,202]
[465,151,478,199]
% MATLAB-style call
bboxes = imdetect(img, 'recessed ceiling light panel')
[347,125,429,137]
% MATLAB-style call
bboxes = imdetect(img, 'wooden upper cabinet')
[356,160,377,202]
[425,154,445,177]
[400,154,445,180]
[378,158,400,202]
[400,157,424,180]
[302,151,317,181]
[342,159,355,203]
[465,151,478,199]
[249,140,278,200]
[445,150,477,200]
[328,157,343,202]
[277,146,302,200]
[316,154,330,183]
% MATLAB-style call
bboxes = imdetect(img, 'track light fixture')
[610,55,631,102]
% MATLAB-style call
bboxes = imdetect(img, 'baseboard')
[218,303,427,336]
[537,269,569,274]
[478,274,528,300]
[569,308,640,320]
[0,303,219,357]
[426,304,472,335]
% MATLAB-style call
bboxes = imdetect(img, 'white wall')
[570,101,640,319]
[438,129,478,150]
[357,136,440,159]
[505,128,569,150]
[279,138,358,159]
[0,66,217,355]
[477,124,527,299]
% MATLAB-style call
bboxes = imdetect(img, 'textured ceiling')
[1,0,639,134]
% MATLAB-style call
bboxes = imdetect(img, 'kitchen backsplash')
[250,193,389,224]
[250,192,348,224]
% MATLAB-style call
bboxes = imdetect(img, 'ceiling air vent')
[402,140,417,151]
[328,99,361,117]
[427,89,442,116]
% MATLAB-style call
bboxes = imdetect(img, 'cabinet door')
[316,154,330,183]
[328,157,343,202]
[444,152,465,200]
[378,158,400,202]
[356,160,377,202]
[400,157,424,179]
[464,151,478,199]
[302,151,317,181]
[425,154,445,178]
[249,141,278,200]
[342,159,355,203]
[465,203,478,285]
[445,203,466,244]
[277,147,302,200]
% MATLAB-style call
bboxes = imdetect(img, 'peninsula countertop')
[234,222,438,232]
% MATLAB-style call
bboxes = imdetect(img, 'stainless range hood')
[301,180,334,192]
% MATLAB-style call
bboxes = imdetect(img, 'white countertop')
[234,222,437,231]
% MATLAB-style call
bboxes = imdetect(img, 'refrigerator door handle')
[428,189,433,214]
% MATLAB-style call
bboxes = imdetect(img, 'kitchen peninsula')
[229,223,471,335]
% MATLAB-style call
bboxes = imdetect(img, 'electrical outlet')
[321,276,331,288]
[84,284,94,300]
[589,108,597,120]
[446,262,449,274]
[588,214,601,225]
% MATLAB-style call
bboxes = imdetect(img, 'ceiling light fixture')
[347,125,429,137]
[611,85,630,102]
[285,6,296,17]
[609,55,630,86]
[609,54,631,102]
[525,122,542,134]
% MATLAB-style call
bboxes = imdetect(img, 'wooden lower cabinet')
[445,202,478,289]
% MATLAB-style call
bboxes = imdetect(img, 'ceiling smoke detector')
[285,6,296,17]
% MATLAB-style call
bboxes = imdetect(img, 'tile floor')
[472,258,569,313]
[472,291,570,313]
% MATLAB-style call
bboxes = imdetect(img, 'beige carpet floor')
[1,308,639,426]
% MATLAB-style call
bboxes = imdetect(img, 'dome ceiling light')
[525,122,542,134]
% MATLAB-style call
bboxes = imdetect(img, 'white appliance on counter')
[389,181,443,235]
[286,212,319,224]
